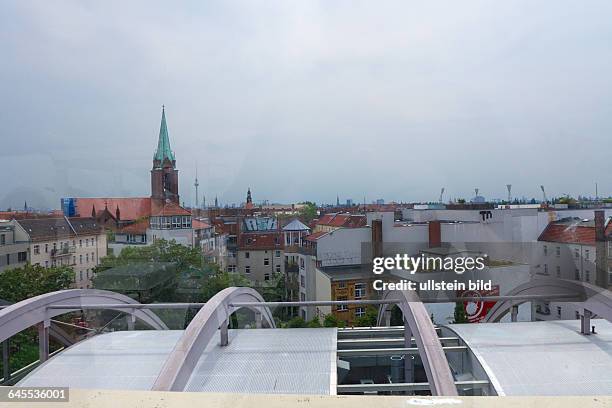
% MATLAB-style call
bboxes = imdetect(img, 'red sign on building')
[458,285,500,323]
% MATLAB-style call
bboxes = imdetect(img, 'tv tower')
[194,168,200,208]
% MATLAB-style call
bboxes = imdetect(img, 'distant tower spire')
[154,105,175,163]
[194,167,199,208]
[214,196,218,208]
[336,195,340,207]
[245,188,253,209]
[202,194,206,209]
[24,201,28,212]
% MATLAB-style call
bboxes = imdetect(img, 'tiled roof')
[118,219,149,234]
[305,231,328,242]
[192,219,212,230]
[151,200,191,216]
[538,219,612,245]
[316,213,367,228]
[17,217,103,242]
[76,198,151,221]
[238,232,283,250]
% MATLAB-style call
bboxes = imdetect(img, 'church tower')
[245,188,253,209]
[151,106,179,204]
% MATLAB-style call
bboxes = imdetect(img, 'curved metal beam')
[2,298,76,347]
[484,278,612,323]
[376,289,458,396]
[0,289,168,344]
[152,287,276,391]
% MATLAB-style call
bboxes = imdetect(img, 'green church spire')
[154,105,175,163]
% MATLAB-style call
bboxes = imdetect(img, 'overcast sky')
[2,1,611,209]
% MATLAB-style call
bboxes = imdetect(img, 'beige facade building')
[14,217,107,289]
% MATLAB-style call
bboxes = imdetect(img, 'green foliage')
[298,202,318,223]
[453,302,469,324]
[323,314,345,328]
[0,264,73,303]
[287,317,307,328]
[306,317,322,328]
[96,239,203,272]
[201,271,252,302]
[354,306,378,327]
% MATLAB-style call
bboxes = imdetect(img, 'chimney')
[429,221,441,248]
[371,219,383,259]
[594,210,608,288]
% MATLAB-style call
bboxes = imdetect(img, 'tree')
[287,317,307,328]
[354,306,378,327]
[96,239,204,272]
[0,264,73,302]
[453,302,469,324]
[298,201,318,223]
[201,270,252,302]
[323,314,345,328]
[0,264,73,377]
[306,317,322,328]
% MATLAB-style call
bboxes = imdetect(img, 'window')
[245,266,250,274]
[584,249,590,260]
[79,271,83,281]
[263,258,269,266]
[556,265,561,278]
[53,243,57,251]
[33,245,40,254]
[264,273,270,281]
[300,258,305,269]
[0,234,4,245]
[80,254,83,264]
[543,264,548,275]
[585,270,590,282]
[556,246,560,257]
[18,252,27,262]
[300,275,305,287]
[300,293,306,302]
[355,307,366,318]
[79,240,82,247]
[336,296,348,311]
[245,252,250,259]
[543,245,547,256]
[574,248,579,259]
[275,250,281,257]
[574,269,580,280]
[91,252,95,261]
[45,261,49,268]
[275,264,281,273]
[576,311,580,320]
[86,254,89,262]
[5,254,10,265]
[45,244,49,253]
[227,265,236,273]
[354,282,366,299]
[557,306,562,318]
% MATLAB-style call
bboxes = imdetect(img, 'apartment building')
[14,217,107,289]
[313,213,367,233]
[0,220,29,272]
[532,212,612,321]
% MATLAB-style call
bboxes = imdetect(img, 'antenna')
[595,182,598,201]
[194,167,199,208]
[475,188,479,197]
[439,187,445,203]
[506,184,512,202]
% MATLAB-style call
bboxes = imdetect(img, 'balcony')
[51,246,76,257]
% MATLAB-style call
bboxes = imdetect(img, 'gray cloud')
[1,0,611,208]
